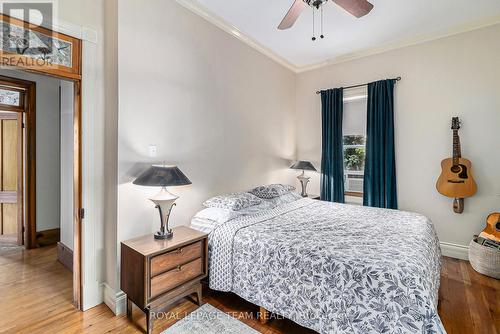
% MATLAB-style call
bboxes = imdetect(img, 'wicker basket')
[468,238,500,279]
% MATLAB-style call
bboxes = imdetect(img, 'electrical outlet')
[148,145,157,158]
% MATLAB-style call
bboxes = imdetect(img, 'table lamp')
[290,161,317,197]
[133,165,191,239]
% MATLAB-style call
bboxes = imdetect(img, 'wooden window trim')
[0,14,82,80]
[345,191,363,198]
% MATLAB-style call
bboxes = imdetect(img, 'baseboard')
[36,228,60,247]
[57,242,73,271]
[440,241,469,261]
[102,283,127,316]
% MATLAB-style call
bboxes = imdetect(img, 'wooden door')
[0,111,23,245]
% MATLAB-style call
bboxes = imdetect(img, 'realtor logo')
[1,2,54,56]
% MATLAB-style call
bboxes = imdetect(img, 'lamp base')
[150,187,178,241]
[297,171,310,197]
[154,230,173,239]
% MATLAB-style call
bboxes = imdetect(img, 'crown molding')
[296,14,500,73]
[175,0,298,73]
[174,1,500,74]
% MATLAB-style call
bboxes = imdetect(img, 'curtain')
[320,88,345,203]
[363,79,397,209]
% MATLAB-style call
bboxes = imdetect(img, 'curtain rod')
[315,76,401,95]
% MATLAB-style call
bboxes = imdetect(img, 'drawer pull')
[175,248,183,254]
[176,265,182,271]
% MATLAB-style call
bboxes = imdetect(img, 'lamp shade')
[290,161,317,172]
[133,165,192,187]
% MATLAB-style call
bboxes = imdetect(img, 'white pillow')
[190,217,220,234]
[194,207,242,225]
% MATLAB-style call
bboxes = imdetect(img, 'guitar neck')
[453,129,462,165]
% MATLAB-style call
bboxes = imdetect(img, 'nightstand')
[121,226,208,334]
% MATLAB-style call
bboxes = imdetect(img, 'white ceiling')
[189,0,500,70]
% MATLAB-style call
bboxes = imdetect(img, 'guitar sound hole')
[450,164,469,179]
[496,222,500,232]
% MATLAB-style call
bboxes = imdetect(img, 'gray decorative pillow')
[249,184,296,199]
[203,192,261,211]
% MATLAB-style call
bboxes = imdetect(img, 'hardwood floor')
[0,245,497,334]
[0,233,17,245]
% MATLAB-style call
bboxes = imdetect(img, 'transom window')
[0,88,21,107]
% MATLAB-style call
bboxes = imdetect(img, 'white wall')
[117,0,296,245]
[60,81,74,249]
[296,24,500,248]
[0,69,61,232]
[103,0,119,295]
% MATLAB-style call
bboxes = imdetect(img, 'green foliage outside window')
[343,135,366,171]
[343,135,365,146]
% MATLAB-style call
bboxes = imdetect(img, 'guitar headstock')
[451,117,461,130]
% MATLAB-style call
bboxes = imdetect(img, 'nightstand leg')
[195,284,202,306]
[146,308,154,334]
[126,298,132,318]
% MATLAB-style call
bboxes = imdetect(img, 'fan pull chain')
[312,7,316,41]
[320,5,324,39]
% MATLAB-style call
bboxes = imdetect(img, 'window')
[342,87,367,198]
[0,88,21,106]
[343,135,366,194]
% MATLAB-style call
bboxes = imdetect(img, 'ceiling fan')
[278,0,374,32]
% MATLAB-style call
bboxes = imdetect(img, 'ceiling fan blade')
[278,0,307,30]
[332,0,374,18]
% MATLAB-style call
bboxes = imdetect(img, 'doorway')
[0,72,82,309]
[0,78,34,247]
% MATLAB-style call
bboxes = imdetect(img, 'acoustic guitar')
[479,213,500,243]
[436,117,477,212]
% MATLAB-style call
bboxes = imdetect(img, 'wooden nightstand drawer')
[150,240,202,277]
[150,257,203,298]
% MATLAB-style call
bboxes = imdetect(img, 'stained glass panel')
[0,89,20,106]
[0,21,72,67]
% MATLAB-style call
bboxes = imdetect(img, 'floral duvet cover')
[206,198,445,334]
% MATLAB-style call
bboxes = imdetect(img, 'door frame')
[0,76,36,248]
[0,72,82,310]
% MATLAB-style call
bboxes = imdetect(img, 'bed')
[191,192,445,334]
